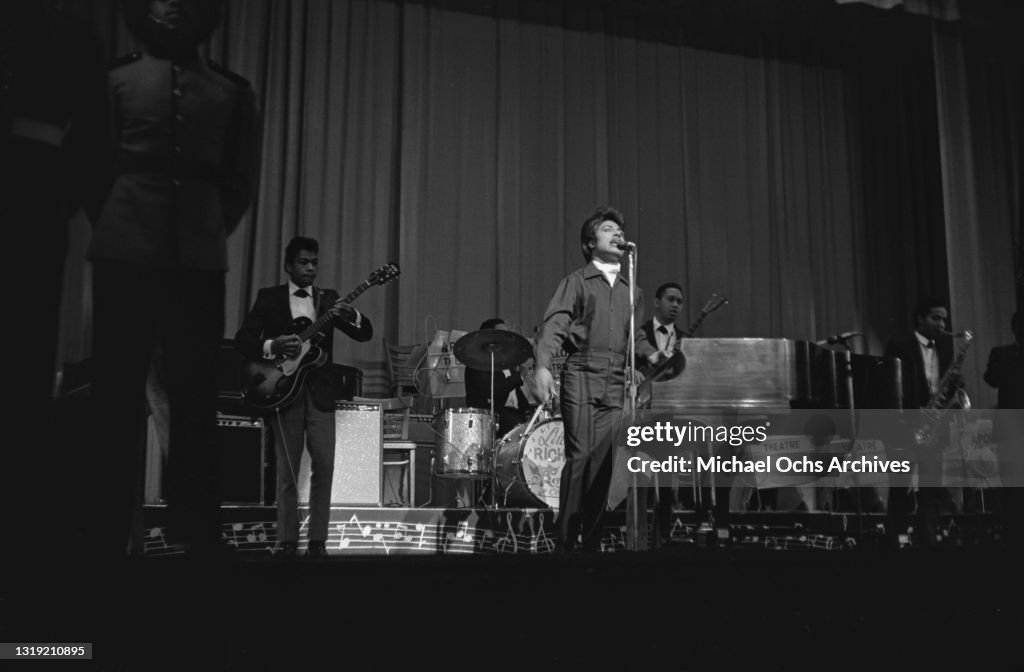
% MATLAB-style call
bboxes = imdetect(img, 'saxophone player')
[883,297,964,548]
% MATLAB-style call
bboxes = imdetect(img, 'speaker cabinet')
[144,412,268,504]
[218,414,268,505]
[298,401,382,506]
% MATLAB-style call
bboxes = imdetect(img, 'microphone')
[615,240,636,251]
[816,331,861,346]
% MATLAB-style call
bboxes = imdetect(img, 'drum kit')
[431,328,564,509]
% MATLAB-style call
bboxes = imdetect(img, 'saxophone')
[913,330,973,448]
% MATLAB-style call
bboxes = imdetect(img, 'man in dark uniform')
[235,237,373,558]
[87,0,261,558]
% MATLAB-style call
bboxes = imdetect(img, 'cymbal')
[453,329,533,371]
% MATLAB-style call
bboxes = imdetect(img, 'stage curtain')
[932,18,1022,409]
[49,0,1018,402]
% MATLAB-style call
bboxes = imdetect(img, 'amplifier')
[298,401,382,506]
[217,414,268,505]
[144,413,269,505]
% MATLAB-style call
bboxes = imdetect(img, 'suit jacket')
[883,333,953,409]
[641,319,685,351]
[984,343,1024,410]
[465,365,530,414]
[235,285,372,409]
[638,318,684,373]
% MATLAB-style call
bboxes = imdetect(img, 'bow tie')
[923,339,935,349]
[294,288,310,298]
[657,325,669,335]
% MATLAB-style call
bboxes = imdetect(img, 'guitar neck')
[296,281,371,342]
[682,312,709,338]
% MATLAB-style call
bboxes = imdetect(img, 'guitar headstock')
[368,262,401,287]
[701,293,728,315]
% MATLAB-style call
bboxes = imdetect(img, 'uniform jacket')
[89,51,261,270]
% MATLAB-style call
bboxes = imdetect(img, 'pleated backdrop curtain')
[51,0,1020,405]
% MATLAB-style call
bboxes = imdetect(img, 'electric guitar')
[240,263,400,411]
[636,293,728,406]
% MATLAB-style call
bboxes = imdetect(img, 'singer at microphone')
[615,240,636,251]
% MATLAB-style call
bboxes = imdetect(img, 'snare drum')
[493,418,565,508]
[433,408,495,479]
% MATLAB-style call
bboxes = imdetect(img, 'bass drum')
[493,418,565,508]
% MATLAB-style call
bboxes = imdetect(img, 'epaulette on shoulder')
[207,60,252,89]
[109,52,142,70]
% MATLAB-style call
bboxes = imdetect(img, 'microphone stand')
[489,349,497,510]
[838,338,863,541]
[625,244,640,551]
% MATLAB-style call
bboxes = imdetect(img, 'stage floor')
[135,503,1006,557]
[5,536,1021,670]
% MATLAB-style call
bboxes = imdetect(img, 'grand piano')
[620,337,903,518]
[640,337,901,412]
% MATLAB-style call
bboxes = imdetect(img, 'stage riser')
[139,506,1000,556]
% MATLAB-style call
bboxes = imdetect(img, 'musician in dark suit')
[638,283,686,543]
[87,0,261,558]
[235,236,373,558]
[640,282,685,371]
[464,318,535,439]
[883,297,958,548]
[984,311,1024,413]
[984,311,1024,548]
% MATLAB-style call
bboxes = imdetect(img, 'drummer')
[464,318,536,438]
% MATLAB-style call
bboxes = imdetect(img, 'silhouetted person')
[88,0,261,558]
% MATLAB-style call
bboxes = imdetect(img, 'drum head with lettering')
[520,420,565,508]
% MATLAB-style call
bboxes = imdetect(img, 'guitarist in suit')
[235,236,373,557]
[883,297,958,548]
[640,282,686,373]
[638,282,686,545]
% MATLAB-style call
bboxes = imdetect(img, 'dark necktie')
[924,339,935,349]
[294,288,310,298]
[657,326,669,335]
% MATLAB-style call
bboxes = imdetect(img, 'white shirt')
[262,282,361,358]
[915,330,940,395]
[289,281,316,321]
[592,258,621,287]
[502,369,518,409]
[652,317,677,353]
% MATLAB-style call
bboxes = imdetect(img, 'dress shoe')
[275,542,298,558]
[306,540,329,558]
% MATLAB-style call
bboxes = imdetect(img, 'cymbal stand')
[488,349,499,509]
